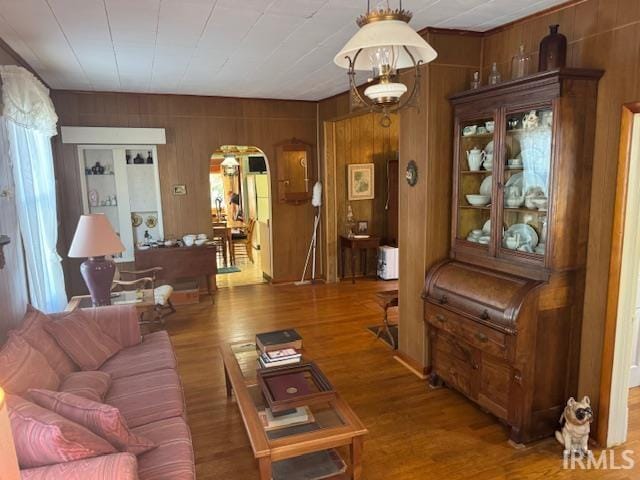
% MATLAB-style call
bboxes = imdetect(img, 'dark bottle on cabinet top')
[134,153,144,164]
[146,151,153,164]
[538,24,567,71]
[126,153,132,165]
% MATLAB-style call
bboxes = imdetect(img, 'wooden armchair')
[112,267,176,325]
[232,218,257,263]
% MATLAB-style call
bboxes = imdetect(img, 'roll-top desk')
[423,69,603,444]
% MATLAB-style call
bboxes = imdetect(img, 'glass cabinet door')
[499,106,553,259]
[456,116,496,249]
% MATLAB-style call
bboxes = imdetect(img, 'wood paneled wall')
[50,91,318,295]
[0,42,31,341]
[397,32,481,366]
[481,0,640,425]
[331,113,398,276]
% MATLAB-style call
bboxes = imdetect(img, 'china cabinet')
[423,69,603,443]
[78,145,164,263]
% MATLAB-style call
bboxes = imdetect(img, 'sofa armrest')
[21,453,139,480]
[81,306,142,348]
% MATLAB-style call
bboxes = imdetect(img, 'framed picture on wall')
[357,221,368,234]
[347,163,375,200]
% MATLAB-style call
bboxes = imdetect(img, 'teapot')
[466,147,486,171]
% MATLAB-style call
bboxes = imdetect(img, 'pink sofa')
[2,305,195,480]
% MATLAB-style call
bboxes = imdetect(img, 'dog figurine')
[522,110,539,130]
[555,396,593,456]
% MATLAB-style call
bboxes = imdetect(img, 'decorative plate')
[482,219,491,234]
[504,223,539,248]
[131,213,142,227]
[479,175,492,197]
[145,215,158,228]
[406,160,418,186]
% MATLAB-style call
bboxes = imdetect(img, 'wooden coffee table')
[221,342,368,480]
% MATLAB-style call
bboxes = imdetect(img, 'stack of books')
[258,348,302,369]
[255,329,302,369]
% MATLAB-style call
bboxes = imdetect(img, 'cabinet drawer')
[426,304,511,360]
[431,330,478,398]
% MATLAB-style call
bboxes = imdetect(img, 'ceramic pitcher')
[466,147,486,171]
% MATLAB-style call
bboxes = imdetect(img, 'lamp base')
[80,256,115,306]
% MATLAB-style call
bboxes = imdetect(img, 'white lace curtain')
[1,65,66,312]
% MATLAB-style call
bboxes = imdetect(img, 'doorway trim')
[597,102,640,447]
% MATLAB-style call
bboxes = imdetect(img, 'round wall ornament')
[406,160,418,186]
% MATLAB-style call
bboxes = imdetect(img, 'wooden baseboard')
[393,351,428,380]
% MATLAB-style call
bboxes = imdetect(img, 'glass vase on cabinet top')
[501,107,552,258]
[457,117,495,247]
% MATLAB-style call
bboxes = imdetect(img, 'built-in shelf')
[461,170,492,175]
[461,133,493,139]
[460,205,491,210]
[503,207,547,214]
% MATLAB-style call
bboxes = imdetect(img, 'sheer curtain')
[0,65,66,312]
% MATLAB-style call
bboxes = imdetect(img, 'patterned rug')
[217,266,241,274]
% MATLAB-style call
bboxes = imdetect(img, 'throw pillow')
[29,390,155,455]
[10,306,78,377]
[6,394,116,468]
[0,336,59,395]
[60,371,112,402]
[43,310,122,371]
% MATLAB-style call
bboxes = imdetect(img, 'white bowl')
[505,196,524,208]
[197,233,207,240]
[195,239,207,246]
[465,194,490,206]
[470,229,483,237]
[531,197,548,210]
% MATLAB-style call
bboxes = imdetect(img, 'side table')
[339,235,380,284]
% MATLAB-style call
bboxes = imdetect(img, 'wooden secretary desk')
[423,69,603,444]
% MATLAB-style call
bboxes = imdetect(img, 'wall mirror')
[275,139,314,204]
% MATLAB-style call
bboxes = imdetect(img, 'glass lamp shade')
[68,214,125,258]
[364,81,407,103]
[221,154,240,167]
[334,19,437,71]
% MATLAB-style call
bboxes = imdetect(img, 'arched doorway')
[209,145,273,287]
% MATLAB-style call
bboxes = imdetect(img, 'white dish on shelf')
[477,236,490,245]
[505,171,523,190]
[466,235,479,243]
[466,194,490,206]
[482,220,491,234]
[485,140,494,154]
[479,175,492,197]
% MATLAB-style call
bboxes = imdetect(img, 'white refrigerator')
[377,246,399,280]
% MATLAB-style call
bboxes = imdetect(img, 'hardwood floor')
[215,249,267,288]
[165,280,640,479]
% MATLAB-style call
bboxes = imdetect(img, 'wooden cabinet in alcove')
[423,69,603,444]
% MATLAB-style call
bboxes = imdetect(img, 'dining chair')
[232,218,256,263]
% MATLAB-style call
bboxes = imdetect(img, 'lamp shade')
[68,214,125,258]
[334,20,437,70]
[0,387,20,480]
[221,154,240,167]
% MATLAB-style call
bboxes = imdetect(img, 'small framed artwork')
[348,163,375,200]
[357,221,368,234]
[172,184,187,196]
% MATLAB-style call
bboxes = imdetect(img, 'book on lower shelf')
[258,406,314,431]
[258,353,301,369]
[272,449,346,480]
[256,329,302,353]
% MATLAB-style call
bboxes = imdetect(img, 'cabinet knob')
[439,295,448,304]
[480,309,490,320]
[435,314,446,323]
[475,332,488,343]
[514,372,523,384]
[497,181,504,189]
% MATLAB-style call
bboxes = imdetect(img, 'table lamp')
[68,214,125,306]
[0,387,20,480]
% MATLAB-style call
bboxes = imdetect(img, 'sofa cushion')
[60,371,112,403]
[106,369,185,428]
[44,310,122,371]
[29,390,156,456]
[0,336,59,395]
[133,417,195,480]
[100,331,176,379]
[6,394,116,468]
[20,452,138,480]
[10,306,78,377]
[81,305,142,348]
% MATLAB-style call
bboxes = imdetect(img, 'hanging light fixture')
[334,0,437,126]
[221,153,240,167]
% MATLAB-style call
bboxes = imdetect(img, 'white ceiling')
[0,0,568,101]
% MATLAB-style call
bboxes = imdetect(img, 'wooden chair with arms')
[112,266,176,326]
[232,218,256,263]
